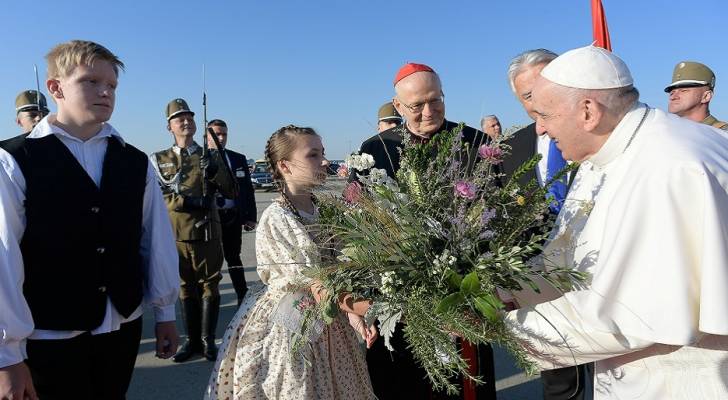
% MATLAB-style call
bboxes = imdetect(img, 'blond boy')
[0,40,179,399]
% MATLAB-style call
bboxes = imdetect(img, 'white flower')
[380,271,401,296]
[369,168,387,184]
[345,153,376,171]
[431,249,457,276]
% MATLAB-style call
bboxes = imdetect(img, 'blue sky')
[1,0,726,160]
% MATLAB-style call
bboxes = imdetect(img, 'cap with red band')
[393,63,435,86]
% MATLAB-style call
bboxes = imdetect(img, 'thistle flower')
[343,181,362,204]
[454,181,477,200]
[478,145,503,164]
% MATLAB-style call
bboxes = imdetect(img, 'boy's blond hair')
[46,40,124,79]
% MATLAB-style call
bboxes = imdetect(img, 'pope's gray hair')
[558,85,640,116]
[507,49,558,93]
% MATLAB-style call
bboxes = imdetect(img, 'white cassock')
[506,102,728,399]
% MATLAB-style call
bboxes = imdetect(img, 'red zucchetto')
[393,63,435,86]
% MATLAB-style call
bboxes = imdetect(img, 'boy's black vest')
[0,134,148,331]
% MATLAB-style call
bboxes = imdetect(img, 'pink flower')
[337,164,349,178]
[454,181,477,200]
[478,145,503,164]
[343,181,362,204]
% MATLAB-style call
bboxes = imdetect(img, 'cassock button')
[96,247,106,254]
[91,207,100,213]
[99,286,107,292]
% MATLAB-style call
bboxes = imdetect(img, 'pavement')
[127,179,549,399]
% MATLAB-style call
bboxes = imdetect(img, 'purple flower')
[454,181,477,200]
[480,208,497,226]
[478,145,503,164]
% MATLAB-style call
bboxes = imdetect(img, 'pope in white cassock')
[504,45,728,399]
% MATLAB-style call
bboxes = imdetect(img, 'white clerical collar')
[588,102,648,168]
[173,141,200,155]
[27,114,124,145]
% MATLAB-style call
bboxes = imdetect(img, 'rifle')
[196,65,212,241]
[197,66,239,241]
[33,64,42,112]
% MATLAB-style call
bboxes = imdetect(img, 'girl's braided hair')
[264,124,319,190]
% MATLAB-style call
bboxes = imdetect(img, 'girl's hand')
[364,324,378,348]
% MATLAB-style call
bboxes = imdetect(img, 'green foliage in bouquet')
[305,124,583,394]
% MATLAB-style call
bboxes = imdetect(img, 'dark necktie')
[546,139,567,214]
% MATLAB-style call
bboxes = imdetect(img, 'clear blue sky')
[1,0,726,160]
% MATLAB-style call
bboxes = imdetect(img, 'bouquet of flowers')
[304,124,582,394]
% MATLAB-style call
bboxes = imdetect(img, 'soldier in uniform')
[206,119,257,306]
[376,101,402,133]
[14,90,49,135]
[665,61,728,130]
[150,98,236,362]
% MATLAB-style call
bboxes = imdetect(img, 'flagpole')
[591,0,612,51]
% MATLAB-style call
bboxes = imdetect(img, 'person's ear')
[278,159,291,175]
[582,98,603,132]
[701,90,713,104]
[47,79,63,100]
[392,97,405,117]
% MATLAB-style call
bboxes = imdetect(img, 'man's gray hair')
[507,49,558,93]
[480,114,498,126]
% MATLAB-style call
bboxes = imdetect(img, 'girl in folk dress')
[206,125,376,400]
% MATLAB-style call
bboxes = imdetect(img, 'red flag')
[591,0,612,51]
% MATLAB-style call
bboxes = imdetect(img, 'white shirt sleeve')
[139,161,179,322]
[0,149,32,368]
[505,295,654,370]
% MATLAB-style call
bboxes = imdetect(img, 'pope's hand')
[496,288,520,311]
[0,362,38,400]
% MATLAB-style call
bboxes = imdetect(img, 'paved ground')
[127,179,549,399]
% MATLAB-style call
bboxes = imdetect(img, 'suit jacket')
[501,123,579,189]
[223,149,257,224]
[353,120,488,182]
[500,123,539,187]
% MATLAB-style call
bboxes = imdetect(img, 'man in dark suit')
[207,119,257,305]
[503,49,586,400]
[355,63,495,400]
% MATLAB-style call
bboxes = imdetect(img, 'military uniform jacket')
[703,114,728,131]
[151,142,236,241]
